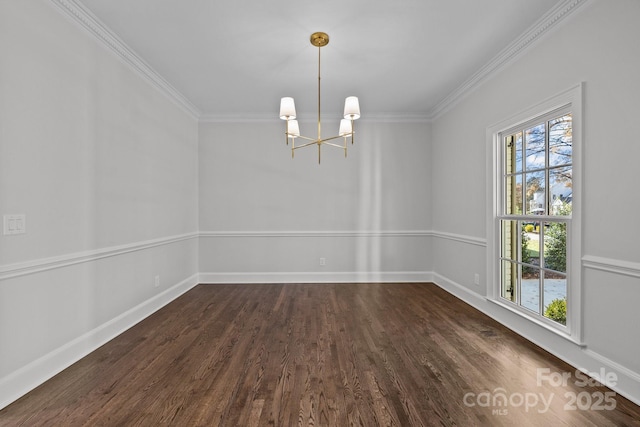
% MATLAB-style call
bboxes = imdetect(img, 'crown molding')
[49,0,201,119]
[429,0,591,120]
[199,112,431,124]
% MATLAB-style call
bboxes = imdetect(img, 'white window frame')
[486,83,583,344]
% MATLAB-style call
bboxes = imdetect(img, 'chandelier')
[279,32,361,164]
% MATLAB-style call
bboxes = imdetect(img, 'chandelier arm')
[292,140,319,150]
[318,134,352,144]
[289,132,354,147]
[290,134,317,142]
[322,141,345,149]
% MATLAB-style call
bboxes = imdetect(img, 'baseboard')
[580,349,640,406]
[431,272,640,407]
[0,273,199,410]
[198,271,434,284]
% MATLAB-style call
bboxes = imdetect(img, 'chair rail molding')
[582,255,640,279]
[0,232,199,281]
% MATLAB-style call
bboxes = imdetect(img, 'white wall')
[430,0,640,404]
[0,1,199,408]
[198,120,432,282]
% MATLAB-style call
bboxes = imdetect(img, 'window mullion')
[539,223,545,316]
[541,120,549,317]
[520,132,525,214]
[545,120,550,215]
[516,220,522,306]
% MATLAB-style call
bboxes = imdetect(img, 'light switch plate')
[3,214,26,235]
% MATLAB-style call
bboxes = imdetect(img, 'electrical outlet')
[3,214,26,235]
[319,257,326,266]
[154,275,160,288]
[474,273,480,285]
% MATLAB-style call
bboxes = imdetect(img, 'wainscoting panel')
[0,235,199,410]
[199,230,432,284]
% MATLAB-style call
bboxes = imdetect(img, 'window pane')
[521,268,541,314]
[525,123,545,171]
[505,174,523,215]
[543,273,567,325]
[515,132,523,173]
[522,221,539,266]
[543,221,567,273]
[550,166,572,216]
[549,114,572,167]
[525,171,545,215]
[501,260,517,302]
[500,220,518,261]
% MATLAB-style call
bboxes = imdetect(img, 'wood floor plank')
[1,283,639,426]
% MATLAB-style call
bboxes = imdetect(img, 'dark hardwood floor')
[1,283,639,426]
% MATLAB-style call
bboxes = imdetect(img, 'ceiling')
[73,0,566,120]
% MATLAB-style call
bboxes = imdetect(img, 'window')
[488,84,582,341]
[500,110,572,323]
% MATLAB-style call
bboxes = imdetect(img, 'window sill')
[488,297,584,346]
